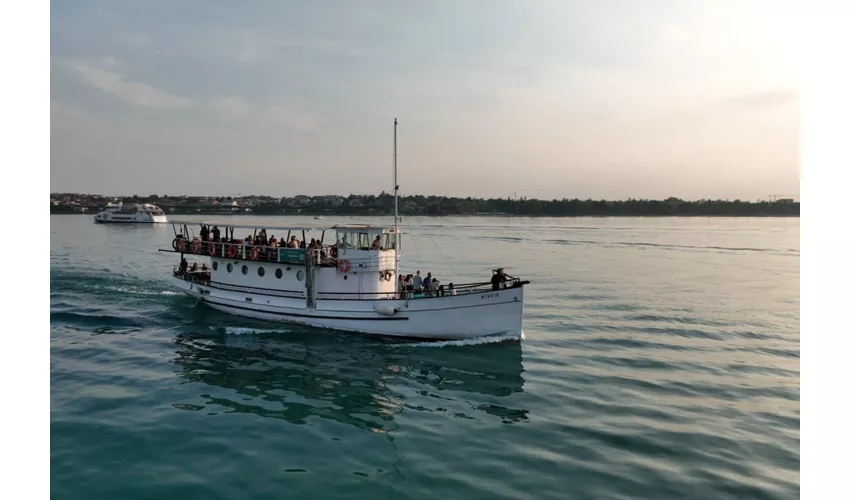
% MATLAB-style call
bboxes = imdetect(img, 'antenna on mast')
[393,118,400,292]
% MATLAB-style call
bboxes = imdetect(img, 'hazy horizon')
[50,0,798,201]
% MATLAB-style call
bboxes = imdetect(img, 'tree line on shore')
[50,193,800,217]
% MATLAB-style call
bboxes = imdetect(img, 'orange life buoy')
[337,259,351,273]
[227,245,238,258]
[191,239,202,253]
[208,243,217,256]
[248,247,260,260]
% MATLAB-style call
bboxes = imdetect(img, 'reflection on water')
[171,330,527,431]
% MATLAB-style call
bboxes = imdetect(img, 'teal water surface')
[50,215,800,499]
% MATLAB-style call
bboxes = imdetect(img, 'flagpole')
[393,118,399,292]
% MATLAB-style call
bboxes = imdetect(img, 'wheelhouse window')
[381,233,398,250]
[336,232,371,250]
[336,231,396,250]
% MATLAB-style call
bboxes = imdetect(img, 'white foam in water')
[218,326,290,335]
[103,285,176,296]
[400,331,523,348]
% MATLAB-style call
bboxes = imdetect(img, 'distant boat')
[314,215,323,220]
[93,201,167,224]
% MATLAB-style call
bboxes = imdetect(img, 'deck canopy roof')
[169,220,399,234]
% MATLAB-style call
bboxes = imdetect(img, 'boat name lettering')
[481,293,499,299]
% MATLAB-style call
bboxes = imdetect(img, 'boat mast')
[393,118,400,291]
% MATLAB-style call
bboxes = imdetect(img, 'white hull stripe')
[198,296,409,321]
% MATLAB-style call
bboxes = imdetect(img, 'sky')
[50,0,799,201]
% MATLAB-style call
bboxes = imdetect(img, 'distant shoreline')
[49,194,800,218]
[50,212,800,218]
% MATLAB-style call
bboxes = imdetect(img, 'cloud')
[210,96,256,116]
[71,62,194,109]
[60,59,318,130]
[729,90,797,108]
[265,105,317,132]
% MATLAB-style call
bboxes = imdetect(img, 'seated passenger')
[448,282,457,296]
[371,235,382,250]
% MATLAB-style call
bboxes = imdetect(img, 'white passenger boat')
[94,201,168,223]
[160,120,529,340]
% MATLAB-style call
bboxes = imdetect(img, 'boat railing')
[317,277,526,301]
[172,266,212,285]
[171,268,526,301]
[168,238,396,271]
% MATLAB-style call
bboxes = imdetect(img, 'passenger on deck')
[399,275,408,299]
[448,282,457,296]
[269,236,278,248]
[431,278,440,296]
[201,263,208,271]
[371,235,382,250]
[179,258,188,275]
[423,273,433,297]
[212,226,221,242]
[491,268,507,291]
[289,236,299,248]
[190,262,198,272]
[438,284,445,297]
[413,271,423,295]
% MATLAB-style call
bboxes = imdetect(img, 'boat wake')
[213,326,293,335]
[400,331,524,348]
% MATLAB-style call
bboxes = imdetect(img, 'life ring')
[227,245,239,258]
[191,239,202,253]
[208,243,217,256]
[248,247,260,260]
[337,259,351,273]
[172,238,185,252]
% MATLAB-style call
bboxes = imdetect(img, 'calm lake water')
[50,215,799,499]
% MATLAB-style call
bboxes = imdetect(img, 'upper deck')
[168,220,400,235]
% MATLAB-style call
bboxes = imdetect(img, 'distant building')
[776,198,795,204]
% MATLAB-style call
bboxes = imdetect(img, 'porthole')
[275,268,283,279]
[258,267,265,277]
[227,263,233,273]
[212,261,218,271]
[242,265,248,275]
[296,270,305,281]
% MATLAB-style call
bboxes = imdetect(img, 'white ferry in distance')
[161,119,530,340]
[93,201,168,224]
